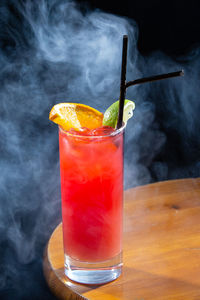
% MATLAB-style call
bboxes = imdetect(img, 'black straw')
[116,35,128,129]
[116,36,184,129]
[125,70,184,88]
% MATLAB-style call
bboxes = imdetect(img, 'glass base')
[64,252,122,284]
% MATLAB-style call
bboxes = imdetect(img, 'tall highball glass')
[59,125,124,284]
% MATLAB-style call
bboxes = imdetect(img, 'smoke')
[0,0,199,299]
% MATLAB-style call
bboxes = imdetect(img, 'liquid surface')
[67,126,115,136]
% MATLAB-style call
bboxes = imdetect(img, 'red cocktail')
[59,125,124,284]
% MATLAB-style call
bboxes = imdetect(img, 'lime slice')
[103,100,135,128]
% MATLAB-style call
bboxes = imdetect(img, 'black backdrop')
[78,0,200,55]
[1,1,200,299]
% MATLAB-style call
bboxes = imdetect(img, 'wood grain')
[43,178,200,300]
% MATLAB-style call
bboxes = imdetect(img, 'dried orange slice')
[49,103,103,131]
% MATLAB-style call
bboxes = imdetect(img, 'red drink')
[59,125,124,283]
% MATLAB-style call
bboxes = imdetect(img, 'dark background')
[1,0,200,299]
[81,0,200,56]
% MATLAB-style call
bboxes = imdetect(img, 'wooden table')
[43,178,200,299]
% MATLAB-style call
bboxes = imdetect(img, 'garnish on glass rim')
[49,103,103,131]
[49,35,184,132]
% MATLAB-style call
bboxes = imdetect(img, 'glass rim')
[59,123,126,139]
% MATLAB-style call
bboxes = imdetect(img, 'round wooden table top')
[43,178,200,300]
